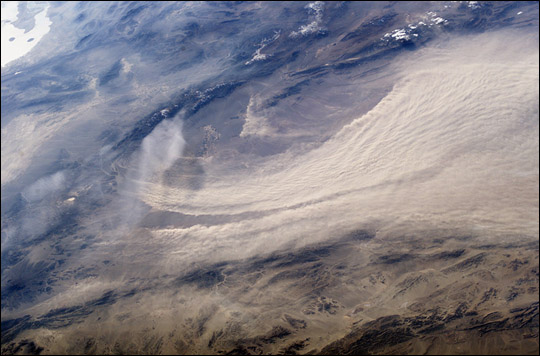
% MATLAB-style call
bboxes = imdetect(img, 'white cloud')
[290,1,325,38]
[1,2,52,67]
[245,31,280,65]
[22,171,66,202]
[1,1,19,22]
[136,115,186,188]
[140,30,539,267]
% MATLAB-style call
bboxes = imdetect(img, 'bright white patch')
[245,31,280,65]
[422,12,448,26]
[391,29,410,41]
[290,1,325,38]
[120,58,132,73]
[295,21,320,37]
[1,1,19,22]
[517,11,523,15]
[384,27,417,42]
[1,1,52,67]
[432,17,447,25]
[468,1,480,9]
